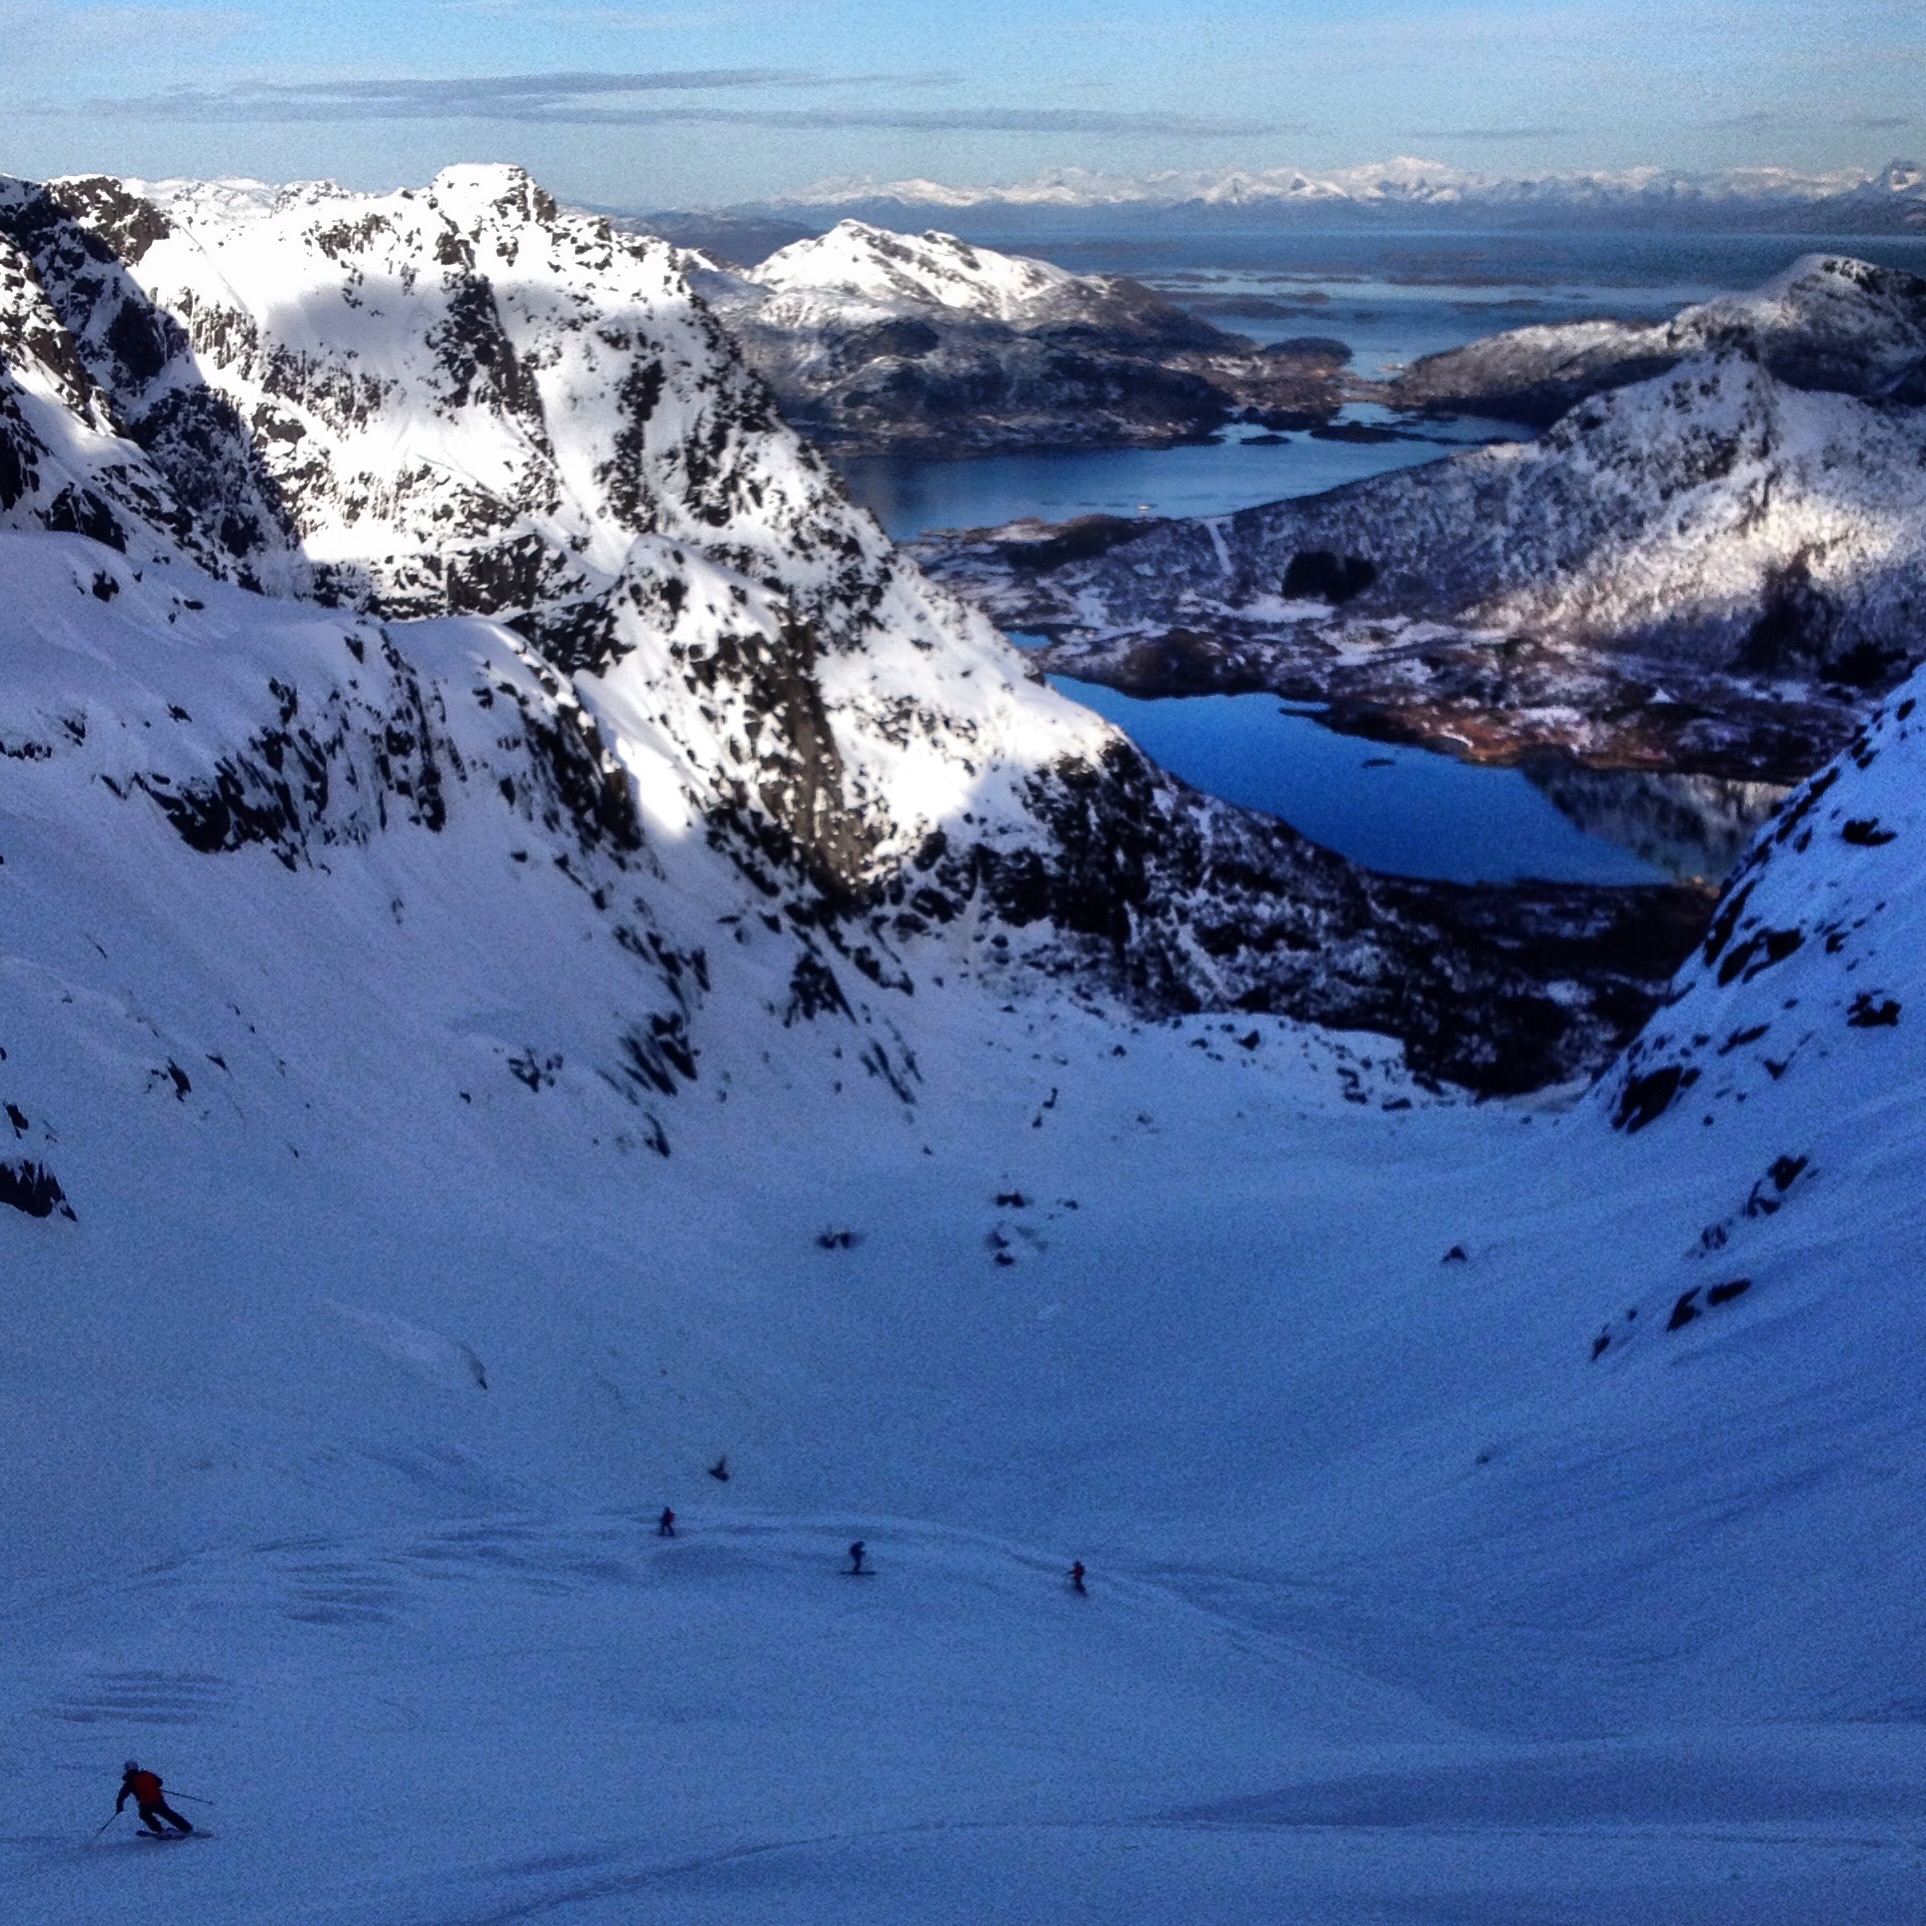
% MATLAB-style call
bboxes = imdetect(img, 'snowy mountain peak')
[0,161,1711,1105]
[420,161,561,233]
[748,219,1075,323]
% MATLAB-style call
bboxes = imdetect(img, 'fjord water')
[947,221,1926,374]
[840,412,1519,542]
[838,227,1908,883]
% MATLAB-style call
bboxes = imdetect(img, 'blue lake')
[1049,680,1670,886]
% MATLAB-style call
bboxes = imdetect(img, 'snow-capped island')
[686,218,1353,454]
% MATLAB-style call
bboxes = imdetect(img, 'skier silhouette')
[1068,1560,1087,1596]
[657,1507,676,1537]
[847,1540,867,1574]
[117,1761,192,1836]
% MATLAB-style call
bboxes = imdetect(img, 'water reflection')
[1521,760,1787,885]
[1049,678,1776,887]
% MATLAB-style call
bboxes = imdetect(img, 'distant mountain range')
[666,158,1926,237]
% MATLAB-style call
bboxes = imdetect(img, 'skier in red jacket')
[118,1761,193,1835]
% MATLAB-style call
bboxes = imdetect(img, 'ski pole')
[91,1811,121,1839]
[164,1791,216,1806]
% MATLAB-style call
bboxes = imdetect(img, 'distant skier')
[117,1761,192,1836]
[847,1540,867,1575]
[1068,1560,1087,1596]
[657,1507,676,1538]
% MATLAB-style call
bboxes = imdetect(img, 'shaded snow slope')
[8,644,1926,1920]
[925,346,1926,779]
[1601,675,1925,1139]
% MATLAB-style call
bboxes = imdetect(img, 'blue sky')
[0,0,1919,206]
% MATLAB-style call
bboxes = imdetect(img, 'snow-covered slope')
[925,327,1926,780]
[694,219,1345,455]
[9,544,1926,1924]
[1395,253,1926,424]
[1602,679,1925,1138]
[13,163,1926,1921]
[750,220,1089,325]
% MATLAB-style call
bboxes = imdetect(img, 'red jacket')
[123,1770,164,1806]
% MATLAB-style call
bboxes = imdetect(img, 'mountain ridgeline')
[0,164,1708,1116]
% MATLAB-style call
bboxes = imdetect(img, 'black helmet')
[123,1759,139,1774]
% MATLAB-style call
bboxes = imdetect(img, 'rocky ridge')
[1600,672,1925,1143]
[1389,254,1926,426]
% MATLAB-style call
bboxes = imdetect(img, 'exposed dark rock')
[1282,550,1377,604]
[1614,1063,1695,1132]
[1847,992,1901,1027]
[1666,1288,1702,1331]
[0,1158,74,1219]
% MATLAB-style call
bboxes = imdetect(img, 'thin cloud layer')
[77,69,1287,137]
[1406,125,1572,142]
